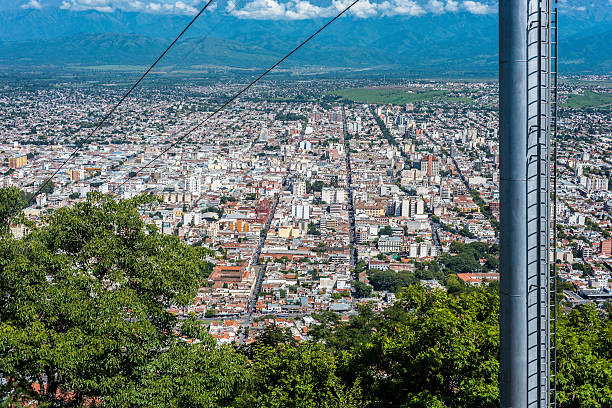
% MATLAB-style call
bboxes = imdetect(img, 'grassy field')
[564,91,612,109]
[330,87,471,105]
[73,65,149,71]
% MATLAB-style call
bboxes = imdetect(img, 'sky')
[14,0,607,20]
[17,0,498,18]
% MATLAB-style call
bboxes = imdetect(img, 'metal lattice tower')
[499,0,556,406]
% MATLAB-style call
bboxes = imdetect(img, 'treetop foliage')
[0,189,609,408]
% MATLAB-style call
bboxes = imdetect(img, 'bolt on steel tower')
[499,0,556,407]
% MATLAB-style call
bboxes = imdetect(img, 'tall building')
[259,126,269,142]
[321,187,335,204]
[336,189,346,204]
[328,111,343,123]
[600,240,612,257]
[292,203,310,220]
[588,176,609,191]
[401,197,424,218]
[574,161,583,177]
[420,155,439,177]
[8,155,27,169]
[184,176,201,194]
[293,181,307,197]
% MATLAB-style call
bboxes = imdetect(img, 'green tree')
[0,192,230,407]
[107,316,248,408]
[367,269,417,293]
[347,286,500,407]
[38,180,55,195]
[0,187,25,236]
[307,222,321,236]
[556,304,612,407]
[353,281,373,298]
[378,225,393,236]
[238,342,366,408]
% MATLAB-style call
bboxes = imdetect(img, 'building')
[184,176,201,194]
[355,200,386,217]
[588,176,608,191]
[321,187,344,204]
[378,236,402,253]
[328,111,343,123]
[401,197,424,218]
[293,181,307,197]
[601,240,612,257]
[581,245,594,259]
[420,155,439,177]
[229,219,250,232]
[8,155,27,169]
[456,272,500,286]
[292,203,310,220]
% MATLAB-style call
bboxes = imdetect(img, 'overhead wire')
[112,0,361,196]
[24,0,217,208]
[172,0,249,164]
[162,0,249,73]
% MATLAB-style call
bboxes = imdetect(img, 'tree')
[307,222,321,236]
[106,317,248,408]
[367,269,417,293]
[240,325,295,359]
[38,180,55,195]
[555,304,612,407]
[0,192,226,407]
[237,343,366,408]
[0,187,25,236]
[353,281,373,299]
[347,286,500,408]
[378,225,393,236]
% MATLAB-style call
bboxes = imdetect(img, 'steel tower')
[499,0,557,407]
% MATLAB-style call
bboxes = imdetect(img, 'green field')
[73,65,150,72]
[330,87,472,105]
[564,91,612,109]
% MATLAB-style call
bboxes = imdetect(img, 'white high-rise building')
[292,203,310,220]
[294,181,307,197]
[401,197,424,218]
[336,189,346,203]
[322,187,335,204]
[184,176,201,194]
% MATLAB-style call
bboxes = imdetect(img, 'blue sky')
[17,0,498,18]
[15,0,607,20]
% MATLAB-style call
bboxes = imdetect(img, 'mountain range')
[0,1,610,75]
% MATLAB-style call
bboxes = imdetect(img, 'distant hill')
[0,3,610,74]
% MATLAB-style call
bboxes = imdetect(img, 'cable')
[25,0,216,207]
[163,0,249,72]
[113,0,361,195]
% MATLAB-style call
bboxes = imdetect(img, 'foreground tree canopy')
[0,190,610,407]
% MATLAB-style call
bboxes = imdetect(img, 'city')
[0,0,611,406]
[2,77,610,345]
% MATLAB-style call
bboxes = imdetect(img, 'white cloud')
[59,0,202,14]
[379,0,425,17]
[60,0,115,12]
[54,0,499,18]
[21,0,43,9]
[230,0,286,18]
[461,1,494,14]
[230,0,496,20]
[333,0,379,18]
[445,0,458,12]
[286,1,335,19]
[426,0,459,13]
[229,0,342,20]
